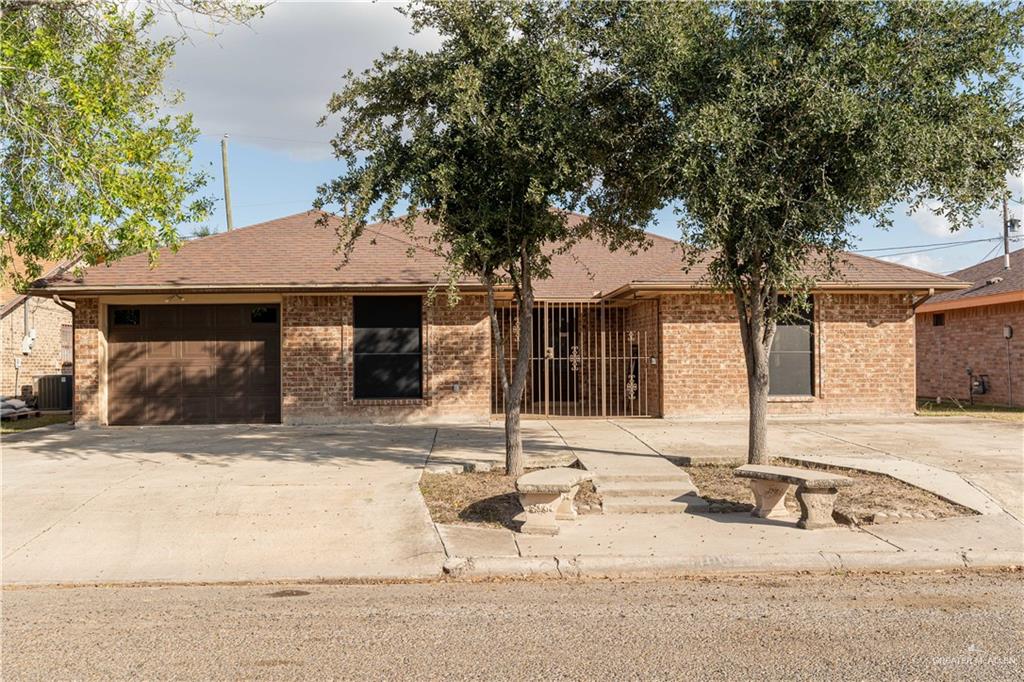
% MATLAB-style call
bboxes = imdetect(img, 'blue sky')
[166,1,1023,277]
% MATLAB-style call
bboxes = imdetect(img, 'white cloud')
[880,252,942,273]
[908,200,954,237]
[1008,169,1023,206]
[159,1,440,160]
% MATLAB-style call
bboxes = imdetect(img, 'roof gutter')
[27,282,503,298]
[601,280,972,301]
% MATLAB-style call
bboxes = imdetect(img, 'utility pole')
[220,133,234,231]
[1003,195,1010,270]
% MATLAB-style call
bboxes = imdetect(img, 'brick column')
[72,298,101,426]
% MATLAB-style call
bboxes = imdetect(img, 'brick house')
[30,212,965,426]
[2,258,74,399]
[916,247,1024,407]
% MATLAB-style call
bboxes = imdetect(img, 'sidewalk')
[435,417,1024,578]
[437,512,1024,578]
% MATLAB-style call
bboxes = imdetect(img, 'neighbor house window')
[60,324,73,365]
[933,313,945,326]
[769,297,814,396]
[353,296,422,399]
[112,308,140,326]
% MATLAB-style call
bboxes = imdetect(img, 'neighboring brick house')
[2,259,74,399]
[916,247,1024,407]
[29,212,966,427]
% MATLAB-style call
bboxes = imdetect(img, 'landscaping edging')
[442,550,1023,579]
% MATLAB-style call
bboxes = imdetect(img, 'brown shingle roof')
[32,211,966,298]
[921,247,1024,308]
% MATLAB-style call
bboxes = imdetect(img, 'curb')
[442,550,1023,579]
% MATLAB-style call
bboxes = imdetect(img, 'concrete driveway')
[2,425,446,584]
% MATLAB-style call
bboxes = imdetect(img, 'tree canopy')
[580,0,1024,462]
[1,1,260,290]
[316,0,649,474]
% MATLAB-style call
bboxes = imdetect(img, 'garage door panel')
[182,397,215,423]
[108,304,280,425]
[146,402,181,425]
[147,306,180,330]
[181,365,216,395]
[247,395,280,422]
[181,339,215,360]
[148,339,179,360]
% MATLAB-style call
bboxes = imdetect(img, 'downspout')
[911,288,936,310]
[52,294,75,314]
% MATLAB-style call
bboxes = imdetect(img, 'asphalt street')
[3,570,1022,680]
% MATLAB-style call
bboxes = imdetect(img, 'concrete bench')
[514,467,593,535]
[734,464,853,530]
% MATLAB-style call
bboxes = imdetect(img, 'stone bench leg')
[555,484,580,521]
[795,487,839,529]
[748,480,790,518]
[517,486,579,535]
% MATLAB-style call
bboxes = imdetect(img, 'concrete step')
[595,479,699,498]
[593,472,695,484]
[601,494,709,514]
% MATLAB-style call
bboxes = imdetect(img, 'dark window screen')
[769,297,814,396]
[353,296,422,399]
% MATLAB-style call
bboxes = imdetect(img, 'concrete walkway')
[550,421,702,513]
[615,417,1024,520]
[782,453,1004,516]
[436,415,1023,578]
[425,421,575,473]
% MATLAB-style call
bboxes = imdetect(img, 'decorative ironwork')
[490,300,659,417]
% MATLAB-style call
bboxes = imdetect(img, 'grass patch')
[419,468,601,530]
[684,462,976,525]
[917,398,1024,423]
[1,413,71,434]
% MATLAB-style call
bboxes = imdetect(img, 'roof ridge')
[840,251,963,283]
[949,244,1024,278]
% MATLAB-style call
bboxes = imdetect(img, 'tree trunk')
[502,251,534,477]
[744,338,771,465]
[733,278,776,466]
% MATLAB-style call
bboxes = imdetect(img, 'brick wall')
[625,299,661,416]
[659,292,916,417]
[281,293,490,423]
[916,302,1024,407]
[1,297,73,398]
[72,298,101,425]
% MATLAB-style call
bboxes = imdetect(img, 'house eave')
[601,280,971,300]
[28,282,496,298]
[916,290,1024,313]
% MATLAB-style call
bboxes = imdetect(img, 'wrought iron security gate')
[490,300,660,417]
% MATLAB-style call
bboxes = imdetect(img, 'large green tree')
[316,0,646,475]
[1,1,259,289]
[582,0,1024,463]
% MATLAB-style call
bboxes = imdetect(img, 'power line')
[865,238,1002,259]
[853,237,998,254]
[199,132,328,145]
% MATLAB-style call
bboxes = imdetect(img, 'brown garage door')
[107,304,281,424]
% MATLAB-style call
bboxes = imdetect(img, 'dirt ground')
[684,462,976,524]
[420,469,601,529]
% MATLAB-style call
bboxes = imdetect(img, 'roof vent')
[986,276,1004,286]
